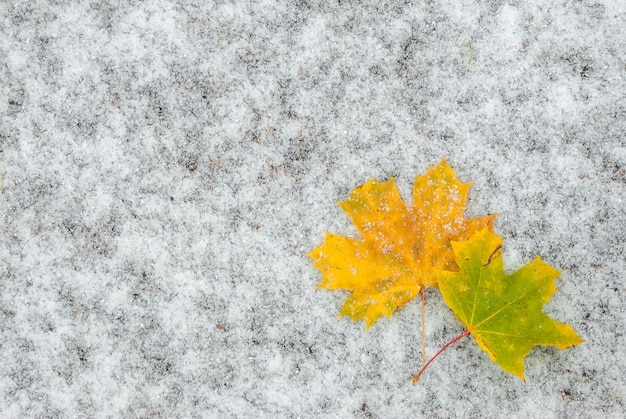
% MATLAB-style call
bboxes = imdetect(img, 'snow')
[1,0,625,417]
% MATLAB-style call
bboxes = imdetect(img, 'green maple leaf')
[435,228,584,381]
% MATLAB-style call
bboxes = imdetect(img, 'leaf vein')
[473,286,538,329]
[475,330,531,339]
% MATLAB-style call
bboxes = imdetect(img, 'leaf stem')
[421,287,426,366]
[412,329,471,384]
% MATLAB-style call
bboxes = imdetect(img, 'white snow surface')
[1,1,625,417]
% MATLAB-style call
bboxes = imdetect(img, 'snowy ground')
[1,1,625,417]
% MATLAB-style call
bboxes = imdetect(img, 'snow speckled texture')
[0,1,624,417]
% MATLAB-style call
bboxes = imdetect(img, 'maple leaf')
[307,159,496,329]
[430,228,585,381]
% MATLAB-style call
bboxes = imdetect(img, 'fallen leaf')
[308,159,496,329]
[437,228,584,380]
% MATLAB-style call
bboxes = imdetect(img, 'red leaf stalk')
[412,329,471,384]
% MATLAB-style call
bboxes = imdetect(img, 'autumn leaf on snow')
[307,159,496,329]
[437,228,584,380]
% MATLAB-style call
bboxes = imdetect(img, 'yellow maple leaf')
[307,159,496,329]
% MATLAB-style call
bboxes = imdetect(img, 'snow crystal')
[0,0,623,417]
